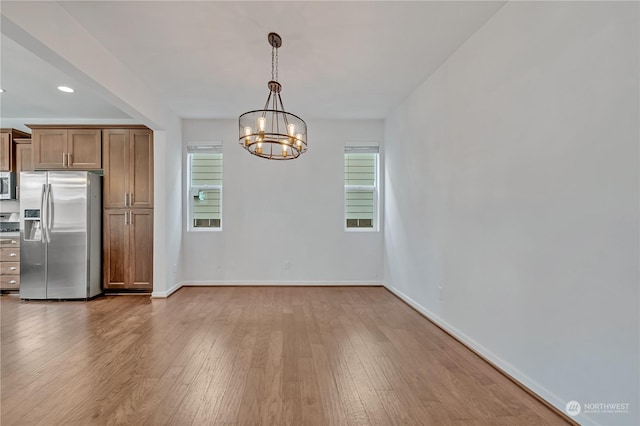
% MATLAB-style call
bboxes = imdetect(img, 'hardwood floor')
[1,287,569,425]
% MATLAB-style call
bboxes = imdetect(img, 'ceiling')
[0,34,132,120]
[1,1,505,122]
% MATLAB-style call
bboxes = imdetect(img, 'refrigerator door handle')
[40,183,47,243]
[46,184,53,243]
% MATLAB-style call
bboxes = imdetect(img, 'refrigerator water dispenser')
[23,209,42,241]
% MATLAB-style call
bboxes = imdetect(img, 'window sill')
[187,227,223,233]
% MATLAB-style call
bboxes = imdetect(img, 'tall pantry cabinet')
[102,128,154,290]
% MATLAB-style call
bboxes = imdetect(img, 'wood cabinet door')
[129,129,153,208]
[15,142,32,199]
[103,210,129,289]
[67,129,101,169]
[102,129,129,208]
[0,133,10,171]
[33,129,67,169]
[129,209,153,290]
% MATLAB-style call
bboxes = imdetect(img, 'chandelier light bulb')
[258,117,266,132]
[287,123,296,145]
[244,126,252,145]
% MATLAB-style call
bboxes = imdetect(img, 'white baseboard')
[383,283,596,426]
[151,281,183,298]
[182,280,383,286]
[150,280,383,298]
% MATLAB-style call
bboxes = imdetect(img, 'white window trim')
[187,144,223,232]
[344,148,380,232]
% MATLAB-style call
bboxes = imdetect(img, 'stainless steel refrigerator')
[20,171,102,299]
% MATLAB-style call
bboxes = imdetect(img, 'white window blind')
[344,146,378,230]
[188,145,222,230]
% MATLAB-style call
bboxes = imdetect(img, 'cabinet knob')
[9,253,17,257]
[9,267,16,271]
[10,240,16,244]
[9,280,16,284]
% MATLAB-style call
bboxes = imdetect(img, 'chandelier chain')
[271,44,279,83]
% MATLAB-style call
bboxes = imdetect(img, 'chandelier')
[239,33,308,160]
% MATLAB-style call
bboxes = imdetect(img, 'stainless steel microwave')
[0,172,16,199]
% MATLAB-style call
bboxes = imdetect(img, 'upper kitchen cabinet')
[15,139,32,176]
[103,128,153,209]
[14,138,32,199]
[30,127,101,170]
[0,133,10,172]
[0,128,31,172]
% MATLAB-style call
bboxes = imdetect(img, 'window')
[344,147,379,230]
[187,145,222,231]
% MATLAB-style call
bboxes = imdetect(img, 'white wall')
[384,2,639,425]
[151,116,183,297]
[181,118,384,284]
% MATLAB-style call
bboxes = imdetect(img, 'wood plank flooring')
[1,287,569,425]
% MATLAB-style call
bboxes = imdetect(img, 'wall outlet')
[283,260,290,270]
[172,264,177,275]
[438,286,444,301]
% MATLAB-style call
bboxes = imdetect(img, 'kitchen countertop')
[0,232,20,239]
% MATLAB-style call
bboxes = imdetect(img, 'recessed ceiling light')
[0,89,4,93]
[58,86,74,93]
